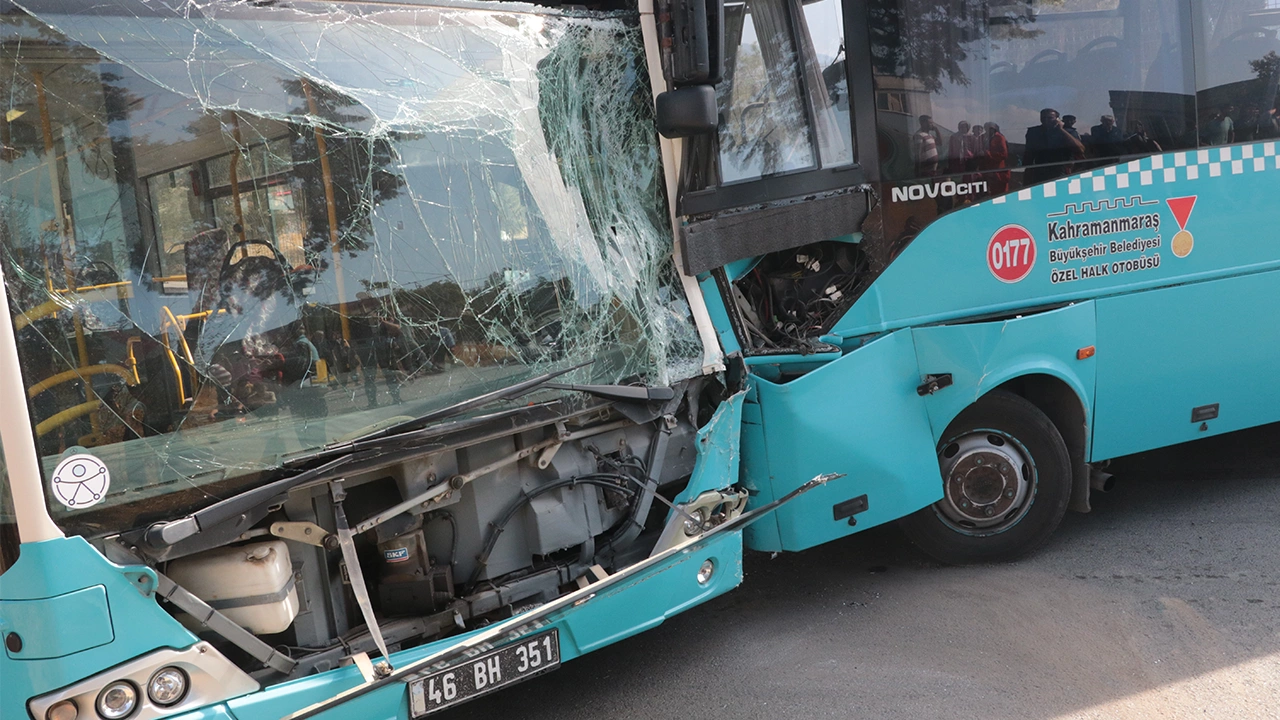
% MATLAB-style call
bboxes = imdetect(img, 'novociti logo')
[987,224,1036,283]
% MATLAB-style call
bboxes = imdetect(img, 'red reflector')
[1077,346,1096,360]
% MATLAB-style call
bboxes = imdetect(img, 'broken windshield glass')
[0,0,703,534]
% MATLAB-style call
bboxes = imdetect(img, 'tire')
[900,390,1072,564]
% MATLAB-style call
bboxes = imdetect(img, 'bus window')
[678,0,867,275]
[717,0,817,183]
[715,0,854,184]
[872,0,1198,187]
[1195,1,1280,145]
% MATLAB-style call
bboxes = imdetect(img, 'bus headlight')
[147,667,188,706]
[95,681,138,719]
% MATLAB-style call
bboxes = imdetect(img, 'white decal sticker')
[50,453,110,509]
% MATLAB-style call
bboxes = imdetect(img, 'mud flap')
[743,329,944,552]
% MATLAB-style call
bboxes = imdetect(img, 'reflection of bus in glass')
[1,0,1278,718]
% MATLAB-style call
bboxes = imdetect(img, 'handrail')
[159,306,195,405]
[27,365,136,398]
[125,337,143,384]
[14,280,135,331]
[160,306,198,366]
[54,279,132,295]
[34,399,100,438]
[13,298,67,331]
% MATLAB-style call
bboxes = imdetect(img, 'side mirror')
[660,0,724,86]
[655,85,717,138]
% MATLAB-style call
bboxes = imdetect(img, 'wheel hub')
[937,432,1033,530]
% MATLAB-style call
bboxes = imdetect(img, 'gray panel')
[680,187,871,275]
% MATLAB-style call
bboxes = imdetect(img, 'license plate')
[408,628,560,716]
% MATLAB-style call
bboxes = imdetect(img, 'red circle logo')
[987,224,1036,283]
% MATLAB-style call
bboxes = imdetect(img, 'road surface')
[450,423,1280,720]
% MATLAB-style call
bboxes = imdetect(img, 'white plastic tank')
[167,540,299,635]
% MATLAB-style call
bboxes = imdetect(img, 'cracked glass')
[0,0,702,532]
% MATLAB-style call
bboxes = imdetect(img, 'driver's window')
[716,0,853,184]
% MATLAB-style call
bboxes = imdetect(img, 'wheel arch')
[989,373,1092,514]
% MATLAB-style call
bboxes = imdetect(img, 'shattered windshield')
[0,0,702,532]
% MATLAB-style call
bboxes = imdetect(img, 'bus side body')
[686,0,1280,556]
[729,140,1280,556]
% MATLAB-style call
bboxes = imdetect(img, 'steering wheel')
[218,239,294,312]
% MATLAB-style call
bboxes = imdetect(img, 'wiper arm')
[142,362,591,551]
[143,454,360,549]
[336,360,592,447]
[543,382,675,403]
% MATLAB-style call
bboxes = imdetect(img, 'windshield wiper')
[543,382,675,403]
[333,360,593,448]
[141,362,593,552]
[142,453,361,550]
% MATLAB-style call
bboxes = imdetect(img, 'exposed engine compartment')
[104,385,733,683]
[730,240,870,349]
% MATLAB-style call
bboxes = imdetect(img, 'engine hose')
[429,510,458,571]
[467,476,636,589]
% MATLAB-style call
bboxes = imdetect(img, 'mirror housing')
[659,0,724,86]
[655,85,717,138]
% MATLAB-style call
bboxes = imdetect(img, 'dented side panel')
[909,303,1098,449]
[743,331,941,553]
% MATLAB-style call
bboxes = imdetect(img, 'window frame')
[679,0,881,217]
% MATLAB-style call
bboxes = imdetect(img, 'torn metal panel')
[1,0,704,532]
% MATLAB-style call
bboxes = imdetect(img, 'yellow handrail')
[13,298,67,331]
[27,365,135,398]
[35,400,100,438]
[159,306,196,405]
[124,337,142,384]
[53,280,132,295]
[160,306,197,366]
[14,280,135,331]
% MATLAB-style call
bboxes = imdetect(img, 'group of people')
[912,116,1013,197]
[1200,104,1280,147]
[913,102,1280,195]
[1020,109,1159,184]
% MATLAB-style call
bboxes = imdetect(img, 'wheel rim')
[934,430,1036,535]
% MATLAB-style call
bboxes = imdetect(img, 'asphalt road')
[448,423,1280,720]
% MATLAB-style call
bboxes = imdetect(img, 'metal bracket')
[154,573,297,675]
[330,480,393,677]
[270,521,332,548]
[916,373,953,396]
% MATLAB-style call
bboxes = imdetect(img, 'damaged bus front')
[0,1,807,717]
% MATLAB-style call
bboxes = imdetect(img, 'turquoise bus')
[2,0,1277,717]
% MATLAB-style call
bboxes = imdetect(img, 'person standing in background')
[948,120,974,175]
[1088,114,1125,159]
[983,122,1010,196]
[913,115,941,177]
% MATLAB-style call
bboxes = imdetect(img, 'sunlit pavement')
[450,423,1280,720]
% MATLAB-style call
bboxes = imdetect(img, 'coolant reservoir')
[167,540,299,635]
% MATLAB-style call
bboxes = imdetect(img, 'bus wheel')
[900,390,1072,564]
